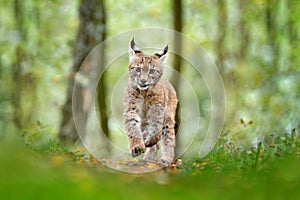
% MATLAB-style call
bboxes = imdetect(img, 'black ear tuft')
[163,45,168,55]
[155,45,168,57]
[130,38,142,53]
[130,38,136,49]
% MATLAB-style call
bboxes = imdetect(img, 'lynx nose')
[141,79,147,84]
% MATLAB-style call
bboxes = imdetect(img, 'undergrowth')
[185,127,300,175]
[20,120,300,176]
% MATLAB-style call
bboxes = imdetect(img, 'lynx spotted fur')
[123,39,178,165]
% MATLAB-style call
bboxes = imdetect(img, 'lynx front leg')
[123,104,145,157]
[142,104,165,147]
[160,117,176,165]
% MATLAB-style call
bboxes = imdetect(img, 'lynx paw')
[130,142,146,157]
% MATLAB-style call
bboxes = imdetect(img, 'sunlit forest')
[1,0,300,199]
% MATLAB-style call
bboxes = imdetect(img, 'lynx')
[123,39,178,165]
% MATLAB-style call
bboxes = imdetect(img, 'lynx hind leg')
[143,144,159,161]
[160,117,176,165]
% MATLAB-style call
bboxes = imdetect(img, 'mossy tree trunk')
[59,0,107,143]
[12,0,26,128]
[215,0,227,73]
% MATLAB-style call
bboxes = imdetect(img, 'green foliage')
[1,127,300,199]
[0,0,300,198]
[22,121,68,153]
[0,0,299,148]
[0,0,77,134]
[186,127,300,175]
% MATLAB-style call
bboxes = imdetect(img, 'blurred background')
[0,0,299,153]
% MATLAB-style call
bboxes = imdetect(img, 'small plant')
[188,125,300,174]
[22,121,67,153]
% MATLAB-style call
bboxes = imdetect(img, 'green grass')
[1,130,300,200]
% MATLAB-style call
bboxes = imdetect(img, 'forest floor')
[1,132,300,200]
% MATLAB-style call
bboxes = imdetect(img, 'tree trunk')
[96,4,110,145]
[287,0,298,69]
[215,0,227,73]
[12,0,26,128]
[237,0,249,62]
[59,0,107,143]
[266,0,279,74]
[170,0,183,91]
[97,51,109,139]
[171,0,183,158]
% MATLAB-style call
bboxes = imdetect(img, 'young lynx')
[123,39,178,165]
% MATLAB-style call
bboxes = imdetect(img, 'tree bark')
[286,0,298,68]
[12,0,26,128]
[170,0,183,91]
[265,0,279,74]
[59,0,107,143]
[171,0,183,157]
[215,0,227,73]
[237,0,249,62]
[97,52,109,139]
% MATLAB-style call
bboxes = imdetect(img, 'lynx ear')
[154,45,168,63]
[129,38,142,62]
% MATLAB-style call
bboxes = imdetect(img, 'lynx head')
[128,38,168,90]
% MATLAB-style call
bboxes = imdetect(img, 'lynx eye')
[135,67,141,72]
[149,69,156,74]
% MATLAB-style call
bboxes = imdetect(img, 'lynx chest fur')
[123,39,178,165]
